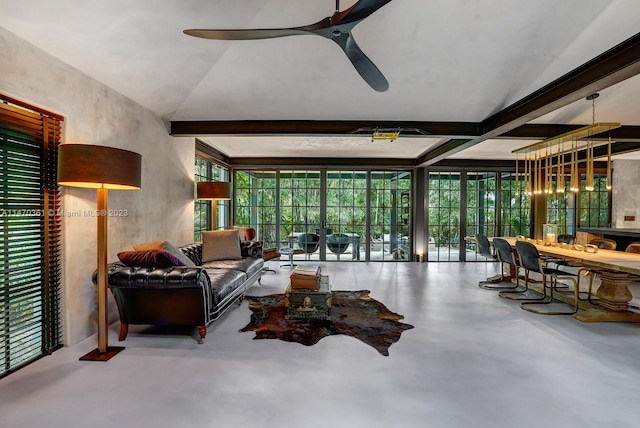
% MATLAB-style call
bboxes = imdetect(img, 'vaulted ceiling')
[2,0,640,163]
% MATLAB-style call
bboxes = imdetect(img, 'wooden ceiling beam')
[171,120,480,138]
[417,31,640,166]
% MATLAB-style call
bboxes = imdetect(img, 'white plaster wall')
[0,26,195,345]
[612,160,640,228]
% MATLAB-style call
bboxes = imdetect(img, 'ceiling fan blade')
[337,0,394,24]
[184,28,310,40]
[332,34,389,92]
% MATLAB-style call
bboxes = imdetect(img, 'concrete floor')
[1,261,640,428]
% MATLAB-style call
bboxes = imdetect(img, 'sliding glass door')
[234,169,412,262]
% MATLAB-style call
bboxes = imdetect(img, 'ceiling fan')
[184,0,393,92]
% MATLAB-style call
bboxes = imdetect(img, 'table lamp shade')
[197,181,230,200]
[58,144,141,189]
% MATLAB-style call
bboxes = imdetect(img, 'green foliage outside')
[234,170,411,249]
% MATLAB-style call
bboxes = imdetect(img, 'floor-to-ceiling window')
[370,171,411,261]
[326,171,367,261]
[428,172,462,261]
[233,168,412,262]
[235,171,278,248]
[194,154,229,241]
[579,175,610,228]
[279,170,322,254]
[428,169,530,262]
[500,172,531,237]
[543,173,609,234]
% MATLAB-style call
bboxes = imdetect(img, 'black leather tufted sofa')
[103,241,264,344]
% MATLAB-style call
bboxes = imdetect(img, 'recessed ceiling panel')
[200,135,442,158]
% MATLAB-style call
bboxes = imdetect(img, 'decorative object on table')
[183,0,394,92]
[240,290,414,356]
[543,224,558,243]
[196,181,231,230]
[289,265,321,290]
[58,144,142,361]
[285,275,331,320]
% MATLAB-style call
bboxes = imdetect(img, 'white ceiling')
[2,0,640,160]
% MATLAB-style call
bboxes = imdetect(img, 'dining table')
[501,237,640,322]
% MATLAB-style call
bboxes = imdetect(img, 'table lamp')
[196,181,230,230]
[58,144,141,361]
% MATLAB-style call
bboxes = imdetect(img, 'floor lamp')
[196,181,230,230]
[58,144,142,361]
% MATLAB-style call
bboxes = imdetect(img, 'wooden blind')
[0,96,63,378]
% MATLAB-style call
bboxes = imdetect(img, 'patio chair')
[327,233,350,255]
[297,233,320,260]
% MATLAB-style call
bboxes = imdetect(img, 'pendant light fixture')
[513,92,620,196]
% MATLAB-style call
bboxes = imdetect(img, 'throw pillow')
[117,249,186,268]
[133,240,164,251]
[133,240,196,267]
[202,230,242,261]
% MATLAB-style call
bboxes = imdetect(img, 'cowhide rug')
[240,290,414,356]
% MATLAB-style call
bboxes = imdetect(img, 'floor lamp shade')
[196,181,230,231]
[57,144,142,361]
[196,181,230,200]
[58,144,142,189]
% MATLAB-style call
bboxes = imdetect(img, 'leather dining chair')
[589,238,617,250]
[475,234,501,288]
[482,238,526,293]
[625,242,640,253]
[515,240,580,315]
[480,237,522,291]
[557,234,576,245]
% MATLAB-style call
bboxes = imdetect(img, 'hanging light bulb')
[525,152,531,196]
[606,132,612,191]
[515,152,519,195]
[570,137,579,192]
[585,93,599,191]
[557,141,565,193]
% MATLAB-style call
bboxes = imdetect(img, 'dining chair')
[557,234,576,244]
[589,238,617,250]
[480,237,522,291]
[625,241,640,253]
[515,241,580,315]
[475,234,501,287]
